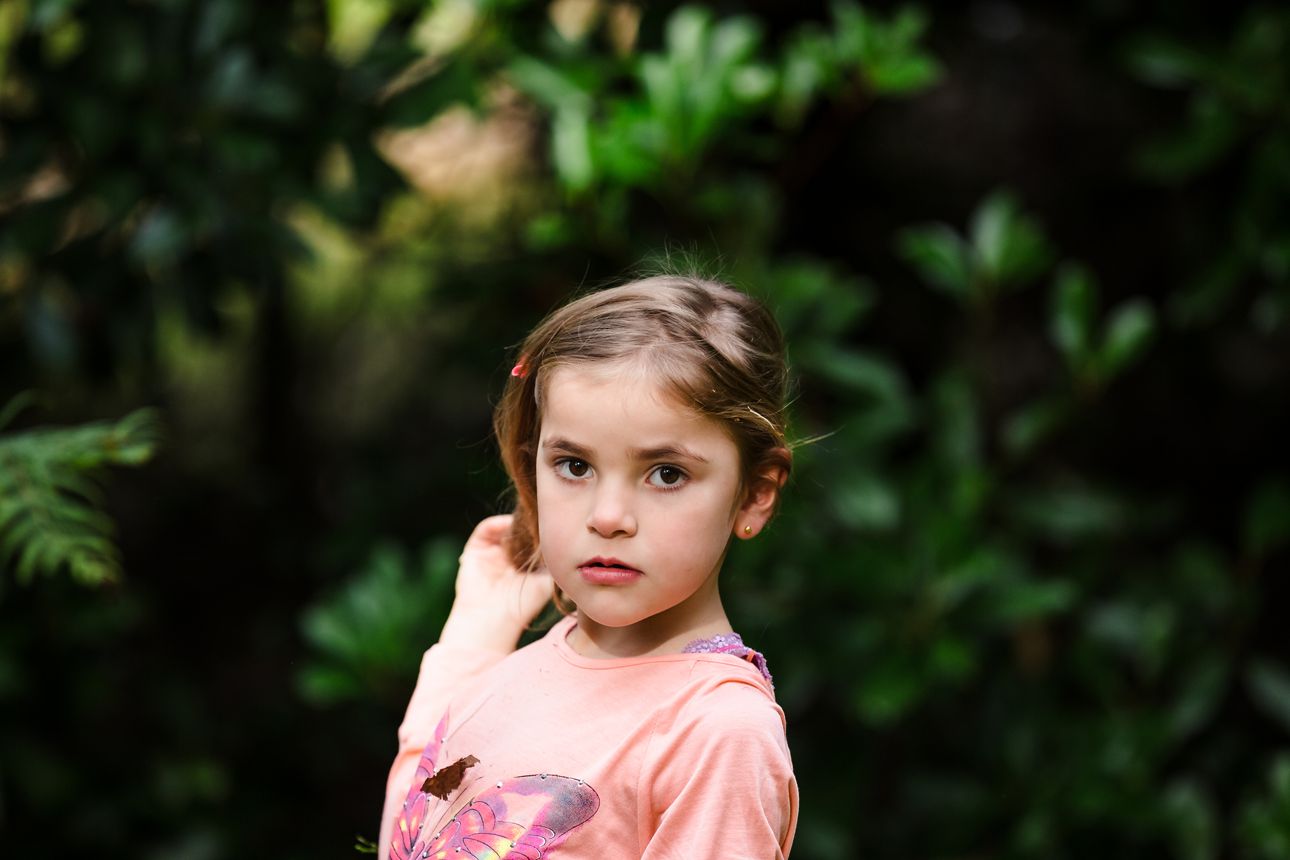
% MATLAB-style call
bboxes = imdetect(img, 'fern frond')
[0,401,161,587]
[0,390,37,432]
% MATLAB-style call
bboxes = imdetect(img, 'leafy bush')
[298,538,458,707]
[2,2,1287,859]
[0,396,159,586]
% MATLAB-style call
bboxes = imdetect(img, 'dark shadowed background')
[2,1,1289,858]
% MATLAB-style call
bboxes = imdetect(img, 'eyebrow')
[542,437,710,464]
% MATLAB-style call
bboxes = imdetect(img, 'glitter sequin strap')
[682,631,774,688]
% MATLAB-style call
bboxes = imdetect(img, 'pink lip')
[578,557,642,585]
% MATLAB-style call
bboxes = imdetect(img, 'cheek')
[534,469,558,507]
[534,475,569,540]
[666,489,739,545]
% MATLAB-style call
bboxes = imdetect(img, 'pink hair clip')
[511,356,529,379]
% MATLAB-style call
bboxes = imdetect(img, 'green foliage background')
[2,1,1289,857]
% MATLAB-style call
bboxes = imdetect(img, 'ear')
[733,449,790,540]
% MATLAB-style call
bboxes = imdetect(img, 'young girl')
[378,275,798,859]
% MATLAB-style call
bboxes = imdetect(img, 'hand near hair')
[438,514,554,654]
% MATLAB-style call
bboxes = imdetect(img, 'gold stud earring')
[743,525,752,536]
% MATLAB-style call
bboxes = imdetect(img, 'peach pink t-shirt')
[378,616,798,859]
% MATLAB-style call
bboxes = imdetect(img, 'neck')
[570,601,733,659]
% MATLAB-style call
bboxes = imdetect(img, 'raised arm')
[437,514,554,652]
[377,514,553,860]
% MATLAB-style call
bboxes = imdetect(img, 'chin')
[576,607,646,629]
[570,597,657,629]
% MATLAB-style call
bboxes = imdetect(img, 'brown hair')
[493,274,792,586]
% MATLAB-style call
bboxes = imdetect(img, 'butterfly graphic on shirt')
[392,772,600,860]
[422,755,480,800]
[392,714,600,860]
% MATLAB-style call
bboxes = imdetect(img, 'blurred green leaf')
[1136,92,1241,182]
[30,0,83,32]
[0,405,161,586]
[897,223,972,297]
[866,53,939,94]
[711,15,761,70]
[932,549,1018,613]
[778,29,835,124]
[1248,660,1290,735]
[666,6,710,70]
[900,191,1054,301]
[383,59,478,128]
[0,391,36,432]
[854,656,923,726]
[1168,656,1228,742]
[1097,299,1156,379]
[1002,395,1070,458]
[970,190,1054,289]
[1085,600,1177,679]
[1008,483,1130,541]
[831,2,875,65]
[1161,780,1218,860]
[1224,11,1287,113]
[798,343,910,404]
[42,14,83,65]
[730,63,776,103]
[769,257,875,335]
[831,473,900,531]
[1243,480,1290,558]
[508,55,592,111]
[1050,263,1098,369]
[929,372,982,470]
[1174,253,1248,330]
[1125,37,1210,88]
[1238,755,1290,860]
[928,633,978,683]
[298,538,458,706]
[833,2,941,96]
[326,0,394,65]
[552,105,594,192]
[129,207,189,268]
[986,577,1078,626]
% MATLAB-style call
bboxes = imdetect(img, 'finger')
[522,567,554,596]
[523,564,552,583]
[515,570,555,617]
[466,514,514,547]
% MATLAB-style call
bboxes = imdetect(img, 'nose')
[586,481,637,538]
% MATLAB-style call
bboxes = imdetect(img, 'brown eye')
[557,458,591,479]
[648,465,687,489]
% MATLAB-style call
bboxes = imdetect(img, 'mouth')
[579,557,640,572]
[577,557,643,584]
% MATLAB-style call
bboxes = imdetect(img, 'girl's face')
[535,364,754,655]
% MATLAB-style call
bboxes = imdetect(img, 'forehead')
[539,364,731,448]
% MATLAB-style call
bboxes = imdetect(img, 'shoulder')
[646,670,793,784]
[640,669,798,854]
[675,643,786,726]
[679,667,786,732]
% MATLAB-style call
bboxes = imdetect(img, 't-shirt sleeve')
[640,679,799,859]
[376,642,508,860]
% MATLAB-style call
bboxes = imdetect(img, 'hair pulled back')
[493,274,791,576]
